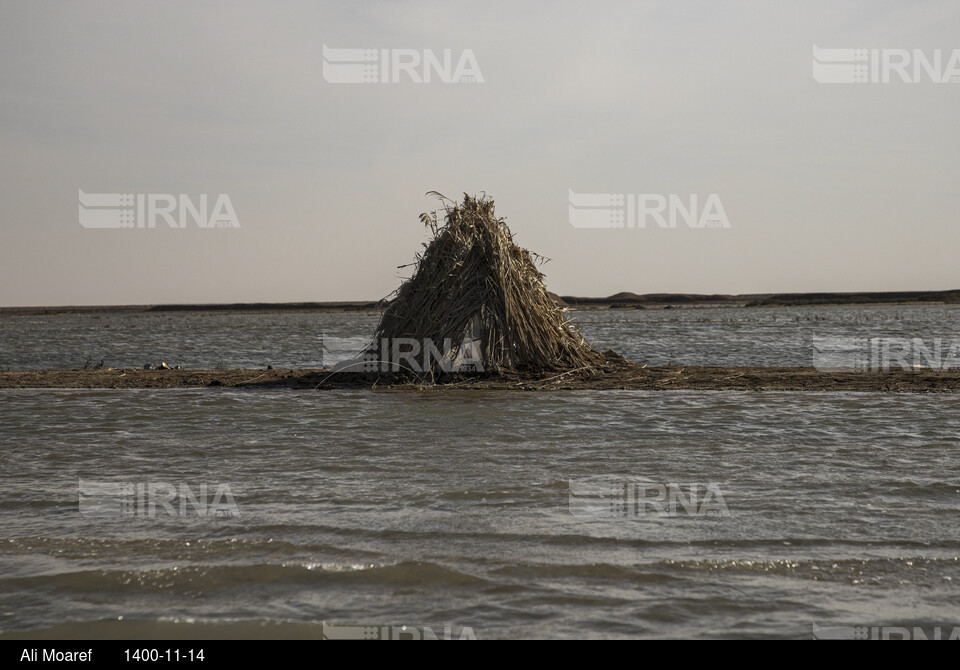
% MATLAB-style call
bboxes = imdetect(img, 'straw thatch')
[371,193,601,378]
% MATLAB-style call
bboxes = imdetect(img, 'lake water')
[2,304,960,370]
[1,306,959,639]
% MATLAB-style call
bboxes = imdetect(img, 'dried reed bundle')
[372,193,601,377]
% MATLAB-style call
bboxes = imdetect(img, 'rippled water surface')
[3,304,960,369]
[1,386,959,639]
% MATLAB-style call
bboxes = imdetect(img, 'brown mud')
[3,355,959,392]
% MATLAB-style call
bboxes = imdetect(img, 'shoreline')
[2,289,959,317]
[3,365,960,392]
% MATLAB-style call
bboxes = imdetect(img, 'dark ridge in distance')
[2,289,959,317]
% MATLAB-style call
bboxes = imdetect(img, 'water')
[1,306,959,639]
[3,304,960,370]
[0,311,381,371]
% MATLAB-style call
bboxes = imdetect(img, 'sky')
[1,0,958,306]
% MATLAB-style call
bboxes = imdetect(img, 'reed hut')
[371,193,601,378]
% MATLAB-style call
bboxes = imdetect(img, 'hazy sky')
[1,0,958,306]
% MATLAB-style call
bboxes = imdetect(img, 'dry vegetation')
[372,193,601,378]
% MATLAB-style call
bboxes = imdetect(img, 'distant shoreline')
[1,289,959,317]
